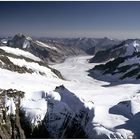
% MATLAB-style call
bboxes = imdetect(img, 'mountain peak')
[14,33,32,41]
[7,33,32,49]
[16,33,25,37]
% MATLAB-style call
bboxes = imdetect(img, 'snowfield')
[0,54,140,138]
[8,57,59,78]
[52,56,140,138]
[0,46,41,61]
[36,40,58,51]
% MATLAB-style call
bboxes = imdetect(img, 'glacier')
[0,36,140,138]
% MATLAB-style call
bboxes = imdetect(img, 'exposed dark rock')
[90,39,140,63]
[0,47,65,79]
[0,55,34,74]
[18,85,94,138]
[0,89,25,139]
[7,34,85,64]
[88,51,140,82]
[39,37,120,55]
[50,68,65,80]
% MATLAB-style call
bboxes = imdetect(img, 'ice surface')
[52,55,140,138]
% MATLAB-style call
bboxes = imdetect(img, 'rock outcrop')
[90,39,140,63]
[0,89,25,139]
[19,85,94,138]
[88,39,140,82]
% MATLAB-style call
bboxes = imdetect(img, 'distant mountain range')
[89,39,140,63]
[38,37,120,54]
[88,39,140,82]
[0,34,121,64]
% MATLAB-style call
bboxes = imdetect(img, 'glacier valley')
[0,34,140,138]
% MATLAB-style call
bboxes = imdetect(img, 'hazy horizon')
[1,1,140,39]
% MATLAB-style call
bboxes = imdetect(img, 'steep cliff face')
[0,89,25,139]
[19,85,94,138]
[18,85,129,139]
[88,39,140,82]
[0,87,93,138]
[90,39,140,63]
[7,34,85,64]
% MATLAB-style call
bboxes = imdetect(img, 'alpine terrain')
[0,33,140,139]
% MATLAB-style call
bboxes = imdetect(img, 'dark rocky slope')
[88,39,140,82]
[0,86,95,138]
[0,46,64,79]
[90,39,140,63]
[7,34,85,64]
[0,89,25,139]
[39,37,120,55]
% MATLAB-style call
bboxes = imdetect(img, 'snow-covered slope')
[0,64,95,138]
[52,55,140,139]
[121,40,140,57]
[0,46,41,61]
[36,40,58,51]
[1,35,140,138]
[90,39,140,63]
[0,44,95,138]
[89,55,140,82]
[88,39,140,82]
[7,33,86,64]
[0,50,139,138]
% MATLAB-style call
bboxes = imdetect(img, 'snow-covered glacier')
[0,35,140,138]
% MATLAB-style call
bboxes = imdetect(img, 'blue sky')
[0,1,140,39]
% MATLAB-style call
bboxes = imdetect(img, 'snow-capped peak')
[16,33,32,41]
[26,36,32,41]
[133,40,140,52]
[121,39,140,57]
[16,33,32,49]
